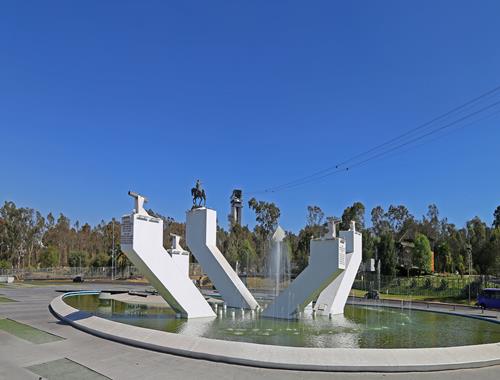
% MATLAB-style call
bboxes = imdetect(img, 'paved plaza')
[1,283,500,380]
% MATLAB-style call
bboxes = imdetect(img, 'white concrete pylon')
[186,207,259,310]
[121,193,215,319]
[262,228,346,320]
[314,222,362,316]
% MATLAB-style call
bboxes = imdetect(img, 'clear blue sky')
[1,1,499,232]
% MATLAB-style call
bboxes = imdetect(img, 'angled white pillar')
[314,221,362,316]
[121,193,215,319]
[262,220,346,319]
[186,207,259,310]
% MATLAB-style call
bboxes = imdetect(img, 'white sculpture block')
[186,207,259,310]
[168,234,190,277]
[314,221,362,315]
[121,193,215,319]
[262,219,346,319]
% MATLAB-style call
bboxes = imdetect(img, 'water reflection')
[65,294,500,349]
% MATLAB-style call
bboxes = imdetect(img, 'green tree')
[248,198,280,237]
[39,246,60,268]
[91,253,110,268]
[341,202,365,231]
[434,241,451,273]
[413,233,432,274]
[292,226,314,275]
[466,216,489,274]
[248,198,281,270]
[371,206,389,235]
[362,231,376,261]
[0,259,11,270]
[0,201,46,268]
[421,204,442,249]
[493,206,500,229]
[68,251,88,267]
[306,205,325,228]
[387,205,413,235]
[378,233,396,277]
[116,251,132,274]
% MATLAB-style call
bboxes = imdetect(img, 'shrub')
[68,251,88,267]
[0,259,11,270]
[438,278,448,291]
[91,253,109,268]
[461,279,483,299]
[39,246,60,268]
[409,279,417,289]
[423,278,432,289]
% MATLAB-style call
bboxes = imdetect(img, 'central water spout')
[267,226,290,297]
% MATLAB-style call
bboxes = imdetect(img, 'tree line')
[218,200,500,278]
[1,199,499,278]
[0,201,122,270]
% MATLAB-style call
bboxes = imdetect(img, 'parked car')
[72,275,84,283]
[477,288,500,309]
[364,290,380,300]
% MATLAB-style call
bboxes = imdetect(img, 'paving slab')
[2,283,500,379]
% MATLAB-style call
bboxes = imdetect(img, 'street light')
[112,218,115,281]
[466,243,472,304]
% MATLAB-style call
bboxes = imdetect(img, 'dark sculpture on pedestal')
[191,179,206,208]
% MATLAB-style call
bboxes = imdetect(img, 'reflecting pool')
[64,293,500,349]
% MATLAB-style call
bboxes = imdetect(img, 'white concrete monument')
[186,207,259,310]
[262,219,346,319]
[168,233,190,277]
[314,221,363,315]
[121,192,215,319]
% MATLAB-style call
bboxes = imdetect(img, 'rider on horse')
[191,179,206,207]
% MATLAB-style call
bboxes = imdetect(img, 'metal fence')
[353,273,500,299]
[0,263,206,281]
[0,266,140,280]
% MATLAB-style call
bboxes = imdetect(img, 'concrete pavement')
[1,283,500,380]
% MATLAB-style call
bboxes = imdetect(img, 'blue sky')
[1,1,499,232]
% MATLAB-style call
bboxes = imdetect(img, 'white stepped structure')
[262,220,346,319]
[314,221,362,316]
[186,207,259,310]
[121,192,215,319]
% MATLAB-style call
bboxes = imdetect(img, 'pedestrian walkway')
[1,283,500,380]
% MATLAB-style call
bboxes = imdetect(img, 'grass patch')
[0,318,64,344]
[27,358,111,380]
[0,295,15,302]
[349,289,475,305]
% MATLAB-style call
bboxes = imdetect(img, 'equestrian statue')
[191,179,206,208]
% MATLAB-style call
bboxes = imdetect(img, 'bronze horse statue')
[191,187,206,207]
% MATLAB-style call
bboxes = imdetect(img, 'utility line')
[270,99,500,192]
[248,86,500,195]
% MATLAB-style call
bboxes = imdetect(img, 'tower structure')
[228,189,243,226]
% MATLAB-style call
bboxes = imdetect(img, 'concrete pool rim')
[50,291,500,372]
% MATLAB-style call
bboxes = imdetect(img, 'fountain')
[50,190,500,371]
[267,226,291,297]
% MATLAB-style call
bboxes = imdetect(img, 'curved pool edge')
[50,292,500,372]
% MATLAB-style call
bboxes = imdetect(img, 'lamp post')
[112,218,115,281]
[466,243,472,305]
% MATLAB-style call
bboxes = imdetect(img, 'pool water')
[64,294,500,349]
